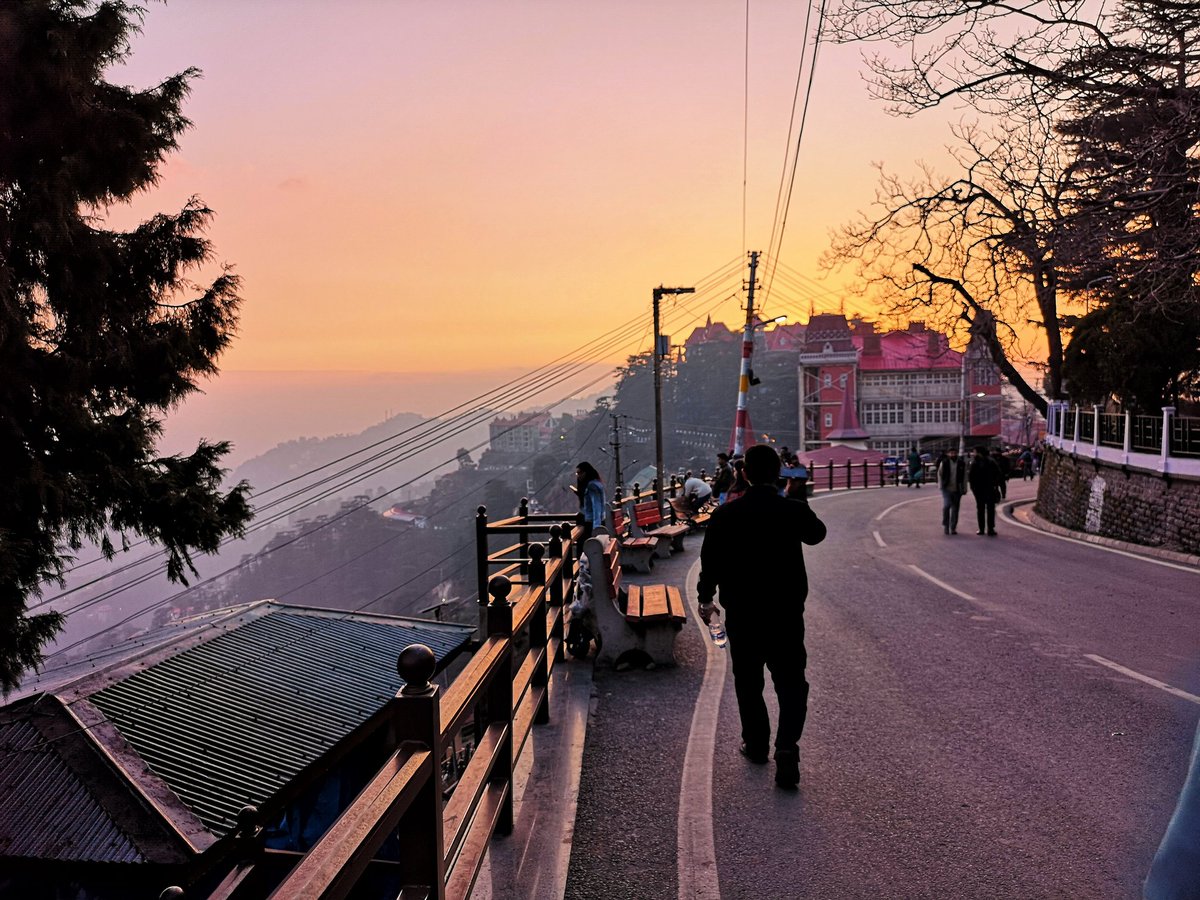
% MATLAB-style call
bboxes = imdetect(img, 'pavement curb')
[1006,498,1200,569]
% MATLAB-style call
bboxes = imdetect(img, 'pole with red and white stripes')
[732,250,760,456]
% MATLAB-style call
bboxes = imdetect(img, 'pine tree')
[0,1,252,690]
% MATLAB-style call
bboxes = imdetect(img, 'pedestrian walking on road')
[1018,447,1035,481]
[906,446,924,488]
[696,445,827,789]
[968,446,1002,536]
[936,447,967,535]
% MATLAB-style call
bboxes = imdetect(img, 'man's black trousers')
[726,619,809,755]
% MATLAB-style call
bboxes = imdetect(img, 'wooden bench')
[609,505,660,573]
[665,497,711,532]
[631,499,692,551]
[583,534,687,669]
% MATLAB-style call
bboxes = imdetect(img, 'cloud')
[277,177,308,192]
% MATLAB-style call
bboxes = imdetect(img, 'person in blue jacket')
[574,462,607,543]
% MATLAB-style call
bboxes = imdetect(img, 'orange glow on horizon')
[104,2,979,376]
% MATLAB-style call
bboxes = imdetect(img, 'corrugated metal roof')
[0,718,143,863]
[86,609,471,838]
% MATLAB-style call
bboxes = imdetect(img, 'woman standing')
[574,462,607,542]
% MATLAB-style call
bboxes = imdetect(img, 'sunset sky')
[110,1,971,365]
[104,1,979,454]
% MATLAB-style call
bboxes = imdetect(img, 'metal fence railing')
[1045,404,1200,467]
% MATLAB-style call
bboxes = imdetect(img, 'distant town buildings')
[684,313,1004,455]
[488,411,556,454]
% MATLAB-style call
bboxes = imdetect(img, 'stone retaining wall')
[1036,448,1200,555]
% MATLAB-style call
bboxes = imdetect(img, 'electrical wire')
[758,0,825,312]
[35,269,744,623]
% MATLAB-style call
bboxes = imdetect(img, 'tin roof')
[0,717,143,863]
[1,602,473,862]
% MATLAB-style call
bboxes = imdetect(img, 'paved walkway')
[475,484,1199,899]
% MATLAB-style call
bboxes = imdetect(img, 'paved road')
[563,479,1199,899]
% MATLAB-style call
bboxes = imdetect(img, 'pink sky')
[109,0,967,380]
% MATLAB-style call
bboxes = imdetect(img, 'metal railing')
[1044,403,1200,474]
[184,509,577,900]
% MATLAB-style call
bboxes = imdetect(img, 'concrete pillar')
[1092,405,1102,457]
[1160,406,1176,473]
[1123,410,1132,463]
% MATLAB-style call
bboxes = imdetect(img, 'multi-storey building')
[488,412,555,454]
[798,317,1001,455]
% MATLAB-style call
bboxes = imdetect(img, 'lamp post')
[652,285,693,510]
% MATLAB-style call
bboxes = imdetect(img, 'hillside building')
[488,411,555,454]
[799,317,1001,455]
[684,314,1003,456]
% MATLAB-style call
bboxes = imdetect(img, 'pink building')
[799,317,1001,455]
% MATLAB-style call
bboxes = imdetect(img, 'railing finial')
[488,574,513,606]
[398,643,437,695]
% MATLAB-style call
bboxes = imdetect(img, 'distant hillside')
[231,412,495,509]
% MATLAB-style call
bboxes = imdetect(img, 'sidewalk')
[1006,497,1200,568]
[473,657,594,900]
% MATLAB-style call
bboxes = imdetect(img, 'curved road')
[564,480,1199,899]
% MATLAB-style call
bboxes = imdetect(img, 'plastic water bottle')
[708,615,728,649]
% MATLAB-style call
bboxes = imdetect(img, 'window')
[912,401,961,424]
[824,413,833,428]
[823,373,832,387]
[863,403,904,425]
[839,373,848,388]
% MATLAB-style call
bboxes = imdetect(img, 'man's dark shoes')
[774,750,800,789]
[740,742,769,765]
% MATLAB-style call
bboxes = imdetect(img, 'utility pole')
[652,284,694,509]
[732,251,761,456]
[609,414,624,490]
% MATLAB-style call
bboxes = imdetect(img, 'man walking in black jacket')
[968,446,1003,536]
[696,444,827,788]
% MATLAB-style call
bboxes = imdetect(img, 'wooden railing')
[176,510,576,900]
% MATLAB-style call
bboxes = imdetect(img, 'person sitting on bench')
[681,474,714,516]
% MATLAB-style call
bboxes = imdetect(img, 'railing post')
[518,498,530,575]
[475,506,489,640]
[1161,406,1176,473]
[1123,409,1133,462]
[393,644,447,899]
[1092,405,1102,457]
[486,576,516,836]
[547,525,567,665]
[527,544,550,725]
[827,461,833,492]
[845,458,852,491]
[1072,404,1081,448]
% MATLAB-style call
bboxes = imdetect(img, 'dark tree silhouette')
[826,0,1200,410]
[0,1,252,689]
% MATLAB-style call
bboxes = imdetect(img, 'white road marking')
[907,564,977,602]
[872,530,887,548]
[876,496,932,522]
[1084,654,1200,706]
[677,557,725,900]
[1002,502,1200,576]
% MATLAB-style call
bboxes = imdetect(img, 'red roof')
[685,316,738,346]
[855,327,961,371]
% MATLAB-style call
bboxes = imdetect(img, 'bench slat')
[626,584,642,618]
[665,586,686,622]
[641,584,669,620]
